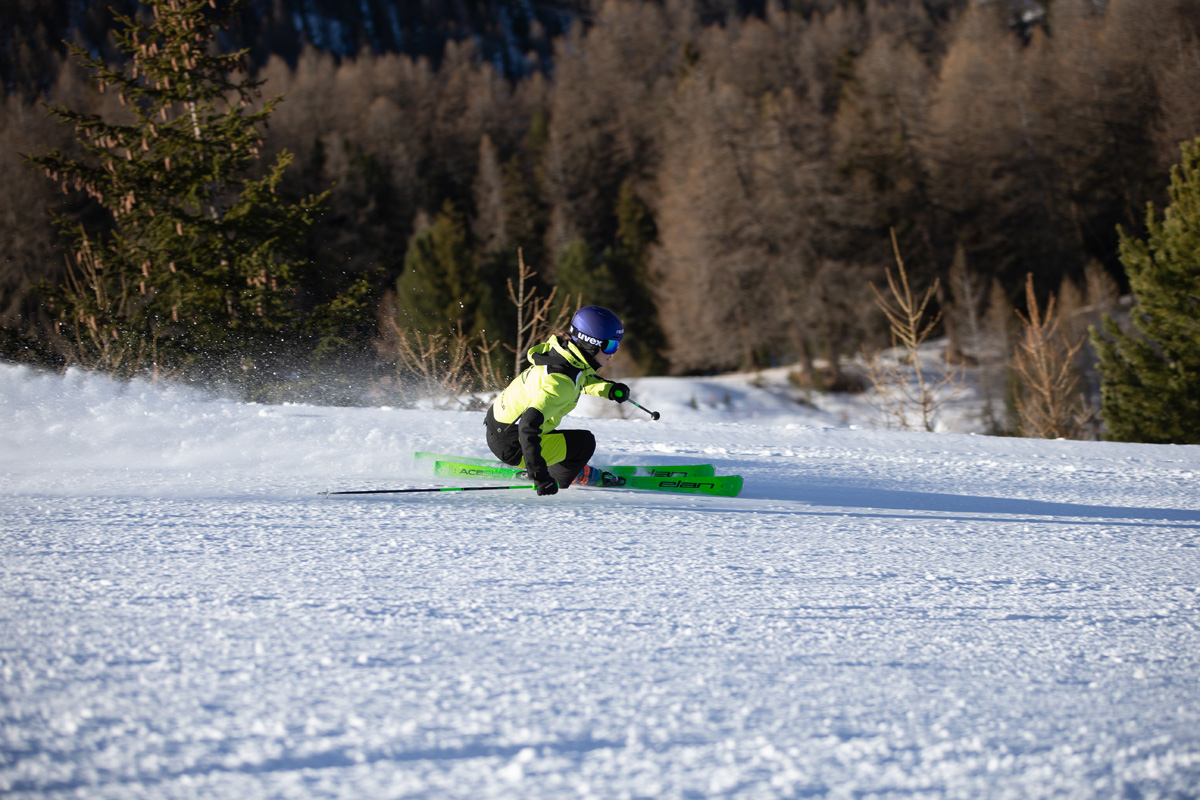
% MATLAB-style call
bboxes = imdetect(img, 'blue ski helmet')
[569,306,624,355]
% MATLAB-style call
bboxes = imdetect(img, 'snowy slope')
[2,364,1199,799]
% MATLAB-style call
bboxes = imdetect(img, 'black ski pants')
[485,406,595,488]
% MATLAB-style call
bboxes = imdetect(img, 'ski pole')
[322,484,534,496]
[628,397,661,421]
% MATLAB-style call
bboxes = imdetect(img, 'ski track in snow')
[2,365,1199,799]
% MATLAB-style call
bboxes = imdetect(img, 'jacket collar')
[529,335,598,373]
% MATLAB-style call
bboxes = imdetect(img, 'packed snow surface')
[2,364,1199,799]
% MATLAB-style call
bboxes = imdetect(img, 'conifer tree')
[1092,137,1200,444]
[27,0,328,380]
[553,239,618,315]
[394,200,482,336]
[610,180,665,373]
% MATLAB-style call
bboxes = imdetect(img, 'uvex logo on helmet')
[572,329,622,349]
[569,306,624,356]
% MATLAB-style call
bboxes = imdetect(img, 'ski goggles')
[572,330,622,355]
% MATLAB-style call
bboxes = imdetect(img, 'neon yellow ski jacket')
[490,335,615,472]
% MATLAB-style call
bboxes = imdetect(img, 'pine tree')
[394,200,481,336]
[553,239,617,315]
[27,0,328,381]
[1092,137,1200,444]
[610,179,665,373]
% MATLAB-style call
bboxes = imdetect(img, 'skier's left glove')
[606,382,630,403]
[529,467,559,496]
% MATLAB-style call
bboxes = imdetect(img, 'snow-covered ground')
[2,363,1199,799]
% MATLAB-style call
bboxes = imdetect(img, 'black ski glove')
[607,382,630,403]
[530,468,559,496]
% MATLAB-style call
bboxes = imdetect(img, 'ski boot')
[572,465,626,488]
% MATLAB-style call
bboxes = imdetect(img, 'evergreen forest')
[3,0,1199,440]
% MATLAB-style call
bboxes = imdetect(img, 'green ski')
[432,461,524,481]
[415,451,715,479]
[621,474,744,497]
[432,460,743,497]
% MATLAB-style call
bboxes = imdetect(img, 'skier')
[484,305,631,496]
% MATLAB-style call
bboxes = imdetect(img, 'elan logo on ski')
[657,480,719,490]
